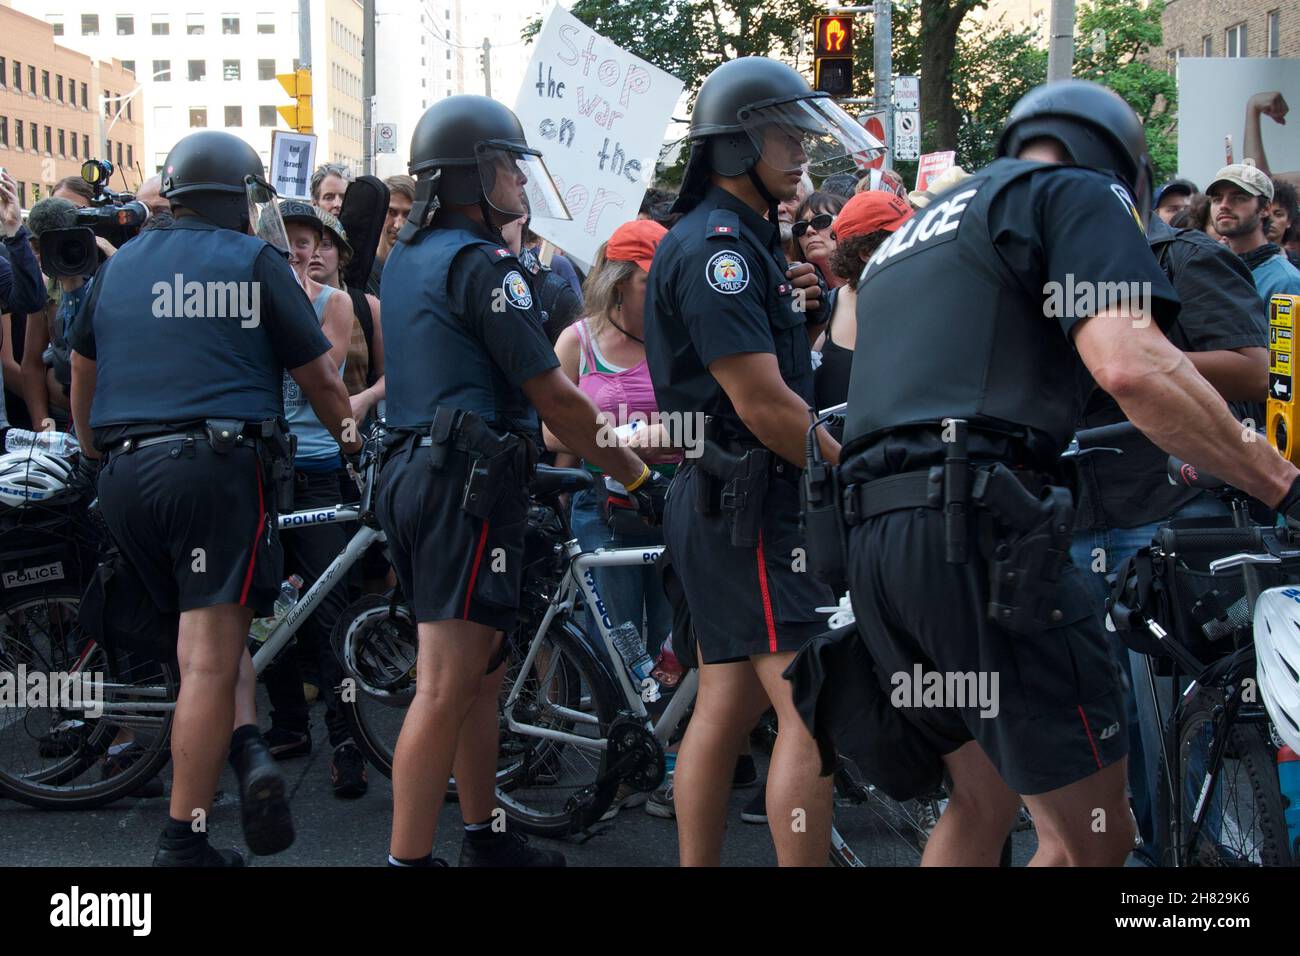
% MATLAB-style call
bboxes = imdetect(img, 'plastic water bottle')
[609,621,659,701]
[1278,745,1300,858]
[249,575,304,646]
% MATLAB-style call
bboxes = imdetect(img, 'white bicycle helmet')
[0,448,76,508]
[1252,586,1300,753]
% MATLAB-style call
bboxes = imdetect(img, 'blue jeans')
[569,486,672,671]
[1070,493,1229,863]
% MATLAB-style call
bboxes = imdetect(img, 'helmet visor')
[740,96,886,174]
[247,175,289,253]
[476,146,571,221]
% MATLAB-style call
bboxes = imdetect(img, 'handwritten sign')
[270,130,317,200]
[514,4,684,268]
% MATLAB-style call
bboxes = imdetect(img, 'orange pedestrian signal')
[814,16,854,57]
[813,16,854,96]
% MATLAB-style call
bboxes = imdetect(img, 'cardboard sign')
[514,4,684,268]
[915,151,956,192]
[269,130,317,200]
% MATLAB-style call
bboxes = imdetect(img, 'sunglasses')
[792,213,834,239]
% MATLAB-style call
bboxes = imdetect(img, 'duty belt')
[114,427,256,456]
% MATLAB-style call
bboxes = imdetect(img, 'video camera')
[39,159,149,278]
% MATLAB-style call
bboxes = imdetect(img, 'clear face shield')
[740,96,886,176]
[475,145,571,222]
[247,175,289,253]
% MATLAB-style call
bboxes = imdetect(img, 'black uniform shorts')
[97,441,282,616]
[846,505,1128,796]
[375,442,527,632]
[663,464,833,664]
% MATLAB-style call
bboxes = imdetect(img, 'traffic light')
[813,15,854,97]
[276,69,313,133]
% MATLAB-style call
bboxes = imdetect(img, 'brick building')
[1162,0,1296,65]
[0,3,143,209]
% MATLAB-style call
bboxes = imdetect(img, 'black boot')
[153,831,244,867]
[230,734,295,856]
[458,830,566,868]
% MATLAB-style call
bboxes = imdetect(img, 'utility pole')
[363,0,375,175]
[299,0,312,70]
[482,38,492,98]
[872,0,893,171]
[1047,0,1075,82]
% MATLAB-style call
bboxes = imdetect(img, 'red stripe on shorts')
[462,519,491,620]
[239,460,267,607]
[755,528,777,654]
[1077,704,1103,770]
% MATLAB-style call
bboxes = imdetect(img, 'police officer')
[644,56,882,866]
[377,95,660,868]
[836,80,1300,866]
[68,130,361,866]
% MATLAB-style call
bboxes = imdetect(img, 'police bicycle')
[0,425,391,810]
[1100,420,1300,867]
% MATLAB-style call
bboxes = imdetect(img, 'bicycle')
[338,463,959,865]
[0,424,390,809]
[1106,434,1300,867]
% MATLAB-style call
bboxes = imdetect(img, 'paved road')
[0,696,1043,867]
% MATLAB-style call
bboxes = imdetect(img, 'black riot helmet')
[997,79,1155,226]
[399,94,569,242]
[159,130,282,240]
[675,56,884,215]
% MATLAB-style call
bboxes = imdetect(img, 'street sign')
[375,122,397,154]
[895,75,919,110]
[895,109,920,160]
[853,111,887,171]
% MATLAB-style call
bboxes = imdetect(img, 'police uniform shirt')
[382,209,559,435]
[68,217,331,449]
[842,159,1180,472]
[646,183,814,442]
[1074,216,1267,529]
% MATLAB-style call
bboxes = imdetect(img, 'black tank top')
[814,287,853,417]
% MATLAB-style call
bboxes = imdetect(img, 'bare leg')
[452,633,508,826]
[170,604,253,823]
[752,652,833,866]
[924,740,1021,866]
[1023,758,1134,867]
[388,618,498,860]
[675,659,769,866]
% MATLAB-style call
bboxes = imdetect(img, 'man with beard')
[1207,160,1300,303]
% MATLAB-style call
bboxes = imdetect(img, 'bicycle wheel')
[0,586,176,809]
[1157,688,1293,866]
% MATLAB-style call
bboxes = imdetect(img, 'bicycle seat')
[1166,455,1225,490]
[529,465,594,499]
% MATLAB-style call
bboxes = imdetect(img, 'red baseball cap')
[834,191,914,242]
[605,219,667,272]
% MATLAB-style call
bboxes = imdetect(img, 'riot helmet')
[997,79,1155,226]
[676,57,884,214]
[160,130,282,240]
[400,95,569,242]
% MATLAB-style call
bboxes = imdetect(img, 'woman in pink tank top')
[544,222,683,758]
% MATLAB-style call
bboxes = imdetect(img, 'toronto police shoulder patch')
[502,270,534,309]
[705,250,749,295]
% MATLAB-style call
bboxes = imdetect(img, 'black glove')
[71,454,101,498]
[1279,474,1300,526]
[604,469,669,532]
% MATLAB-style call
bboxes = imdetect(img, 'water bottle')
[609,621,659,701]
[249,575,304,646]
[1278,745,1300,858]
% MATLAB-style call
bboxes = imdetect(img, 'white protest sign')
[514,5,684,268]
[269,130,317,200]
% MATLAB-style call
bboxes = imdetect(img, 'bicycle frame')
[502,536,698,752]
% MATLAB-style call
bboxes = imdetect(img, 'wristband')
[624,463,651,493]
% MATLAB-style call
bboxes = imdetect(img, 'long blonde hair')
[580,241,639,337]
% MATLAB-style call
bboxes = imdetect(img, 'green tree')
[1072,0,1178,180]
[952,20,1047,170]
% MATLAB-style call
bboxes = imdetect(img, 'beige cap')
[1207,158,1274,201]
